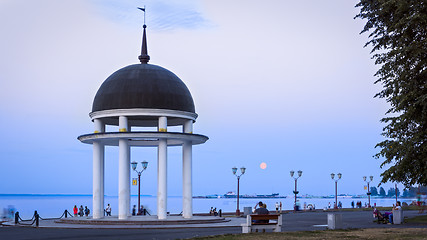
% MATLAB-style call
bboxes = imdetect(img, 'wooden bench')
[241,214,282,233]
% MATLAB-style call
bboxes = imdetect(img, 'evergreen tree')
[387,187,401,197]
[355,0,427,187]
[379,187,386,196]
[387,187,395,197]
[402,189,409,197]
[402,185,426,197]
[370,186,378,196]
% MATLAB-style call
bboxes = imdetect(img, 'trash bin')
[243,207,252,217]
[393,209,403,224]
[327,213,342,229]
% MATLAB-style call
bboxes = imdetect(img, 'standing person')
[417,193,422,206]
[84,206,90,217]
[78,205,84,217]
[73,205,78,217]
[105,204,112,216]
[279,202,282,213]
[275,202,279,213]
[351,201,355,208]
[328,202,331,209]
[132,205,136,216]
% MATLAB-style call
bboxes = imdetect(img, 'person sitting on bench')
[253,201,269,223]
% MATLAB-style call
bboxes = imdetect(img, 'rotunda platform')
[56,215,228,225]
[78,131,208,146]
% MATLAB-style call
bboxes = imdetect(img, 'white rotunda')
[78,23,208,220]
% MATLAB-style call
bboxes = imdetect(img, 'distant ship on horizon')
[193,192,283,199]
[223,191,282,198]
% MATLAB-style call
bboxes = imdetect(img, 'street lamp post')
[331,173,342,209]
[290,170,302,211]
[395,183,398,205]
[363,176,373,207]
[232,166,246,216]
[131,161,148,214]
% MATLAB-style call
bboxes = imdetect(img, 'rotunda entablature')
[89,108,198,127]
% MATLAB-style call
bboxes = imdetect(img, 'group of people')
[132,205,149,216]
[73,205,90,217]
[72,203,152,217]
[274,202,283,213]
[73,204,111,217]
[209,207,218,216]
[351,201,364,208]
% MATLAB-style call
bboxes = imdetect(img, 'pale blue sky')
[0,0,400,197]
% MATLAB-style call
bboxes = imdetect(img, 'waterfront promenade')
[1,210,426,240]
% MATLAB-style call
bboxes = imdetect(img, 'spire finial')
[138,6,150,64]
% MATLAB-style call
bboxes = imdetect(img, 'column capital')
[94,119,105,133]
[119,116,128,132]
[158,116,167,132]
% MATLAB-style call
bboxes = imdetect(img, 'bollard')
[393,209,403,224]
[219,209,222,217]
[35,212,39,227]
[15,212,19,224]
[327,213,342,229]
[33,211,39,227]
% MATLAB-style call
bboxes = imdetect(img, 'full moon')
[260,162,267,169]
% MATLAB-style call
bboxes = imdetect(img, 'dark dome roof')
[92,64,195,113]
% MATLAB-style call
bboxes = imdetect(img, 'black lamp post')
[363,176,373,207]
[131,160,148,213]
[290,170,302,211]
[331,173,342,209]
[232,166,246,216]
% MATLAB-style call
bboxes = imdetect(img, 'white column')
[118,116,130,219]
[182,120,193,218]
[93,119,105,219]
[157,116,168,219]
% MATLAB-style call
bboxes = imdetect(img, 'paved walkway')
[1,210,426,240]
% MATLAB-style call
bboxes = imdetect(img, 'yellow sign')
[132,178,138,186]
[364,185,367,190]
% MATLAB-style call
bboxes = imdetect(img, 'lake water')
[0,195,415,219]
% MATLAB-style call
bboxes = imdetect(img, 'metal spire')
[138,6,150,64]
